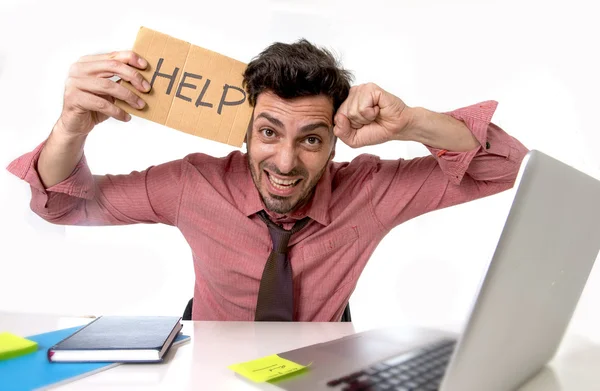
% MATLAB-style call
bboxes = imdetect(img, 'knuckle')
[64,77,76,91]
[96,99,109,111]
[132,70,144,83]
[126,89,138,102]
[68,62,81,76]
[106,59,121,70]
[348,112,360,121]
[116,108,128,119]
[63,88,75,102]
[125,50,137,61]
[99,78,114,90]
[358,106,370,116]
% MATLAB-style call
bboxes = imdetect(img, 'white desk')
[2,312,600,390]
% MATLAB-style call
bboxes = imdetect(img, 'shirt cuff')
[6,141,95,200]
[425,100,499,185]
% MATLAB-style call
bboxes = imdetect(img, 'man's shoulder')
[330,153,381,175]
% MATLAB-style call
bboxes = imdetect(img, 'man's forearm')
[38,122,88,188]
[399,107,479,152]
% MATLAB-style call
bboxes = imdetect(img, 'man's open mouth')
[266,171,302,190]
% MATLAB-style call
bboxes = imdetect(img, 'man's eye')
[306,136,321,145]
[261,129,275,138]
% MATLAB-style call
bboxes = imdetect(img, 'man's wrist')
[50,120,88,148]
[393,107,425,143]
[395,107,478,151]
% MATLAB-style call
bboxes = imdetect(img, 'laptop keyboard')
[326,339,456,391]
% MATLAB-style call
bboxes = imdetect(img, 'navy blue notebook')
[0,324,190,391]
[48,316,183,363]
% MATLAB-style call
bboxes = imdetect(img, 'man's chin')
[263,196,297,215]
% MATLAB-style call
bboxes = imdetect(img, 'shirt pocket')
[299,226,359,300]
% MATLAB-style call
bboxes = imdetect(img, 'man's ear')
[329,135,337,161]
[244,109,255,147]
[329,137,337,161]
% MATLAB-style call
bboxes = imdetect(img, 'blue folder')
[0,326,189,391]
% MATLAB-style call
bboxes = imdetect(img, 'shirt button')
[486,141,491,149]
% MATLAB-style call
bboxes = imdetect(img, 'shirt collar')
[237,153,332,226]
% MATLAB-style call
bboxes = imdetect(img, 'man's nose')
[275,144,299,175]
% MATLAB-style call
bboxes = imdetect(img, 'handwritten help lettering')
[151,58,246,115]
[116,27,252,147]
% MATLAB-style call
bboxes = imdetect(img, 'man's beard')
[247,155,328,215]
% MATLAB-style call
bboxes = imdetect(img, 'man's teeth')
[269,174,299,188]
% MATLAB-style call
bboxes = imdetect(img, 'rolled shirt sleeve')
[6,142,183,226]
[425,100,524,185]
[367,100,529,230]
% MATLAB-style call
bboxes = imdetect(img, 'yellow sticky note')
[0,332,38,360]
[228,354,308,382]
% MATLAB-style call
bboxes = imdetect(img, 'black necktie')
[255,210,310,321]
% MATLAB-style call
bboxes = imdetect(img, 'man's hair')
[242,39,353,113]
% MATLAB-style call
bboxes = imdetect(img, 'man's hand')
[333,83,411,148]
[58,50,151,137]
[38,51,151,188]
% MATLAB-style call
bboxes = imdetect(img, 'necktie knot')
[258,211,310,254]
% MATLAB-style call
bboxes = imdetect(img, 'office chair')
[183,298,352,322]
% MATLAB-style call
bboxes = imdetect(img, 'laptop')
[264,150,600,391]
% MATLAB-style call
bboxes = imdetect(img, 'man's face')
[247,91,336,215]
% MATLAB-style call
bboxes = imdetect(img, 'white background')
[1,0,598,342]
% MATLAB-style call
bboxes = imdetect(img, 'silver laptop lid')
[441,150,600,391]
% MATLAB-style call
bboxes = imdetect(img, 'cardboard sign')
[116,27,252,147]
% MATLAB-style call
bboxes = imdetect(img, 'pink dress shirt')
[7,101,528,321]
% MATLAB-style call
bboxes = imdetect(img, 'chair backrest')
[183,298,352,322]
[183,298,194,321]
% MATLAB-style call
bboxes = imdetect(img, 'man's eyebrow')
[255,112,331,133]
[299,122,331,133]
[255,112,284,128]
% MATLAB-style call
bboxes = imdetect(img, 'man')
[7,39,528,321]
